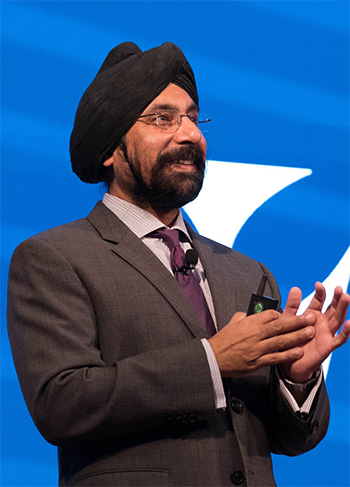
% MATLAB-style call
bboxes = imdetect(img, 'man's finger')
[323,286,343,321]
[283,287,302,316]
[257,347,304,368]
[261,326,315,355]
[306,282,326,312]
[329,293,350,334]
[262,313,316,339]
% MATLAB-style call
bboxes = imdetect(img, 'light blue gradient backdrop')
[1,1,349,486]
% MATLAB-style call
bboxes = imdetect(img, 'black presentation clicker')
[247,275,279,316]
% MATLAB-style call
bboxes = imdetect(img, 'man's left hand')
[281,282,350,383]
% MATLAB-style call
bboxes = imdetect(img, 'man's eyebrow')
[145,102,199,113]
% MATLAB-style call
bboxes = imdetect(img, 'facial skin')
[103,83,207,226]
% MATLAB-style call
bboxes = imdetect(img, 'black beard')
[121,143,206,211]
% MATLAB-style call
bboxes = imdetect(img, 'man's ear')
[104,143,127,167]
[103,153,114,167]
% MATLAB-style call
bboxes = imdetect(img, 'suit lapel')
[87,202,209,339]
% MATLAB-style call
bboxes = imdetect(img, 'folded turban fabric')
[70,42,198,183]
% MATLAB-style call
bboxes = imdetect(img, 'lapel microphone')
[176,248,198,275]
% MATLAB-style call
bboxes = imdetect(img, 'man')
[7,42,350,487]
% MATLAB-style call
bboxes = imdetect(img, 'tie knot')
[149,228,181,250]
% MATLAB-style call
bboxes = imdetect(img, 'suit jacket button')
[189,413,198,423]
[298,412,308,421]
[230,470,245,485]
[231,399,244,414]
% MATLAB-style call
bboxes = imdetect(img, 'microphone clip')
[175,264,196,275]
[175,248,198,275]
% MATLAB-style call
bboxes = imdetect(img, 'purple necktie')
[149,229,216,337]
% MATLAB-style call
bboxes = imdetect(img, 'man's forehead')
[145,83,199,112]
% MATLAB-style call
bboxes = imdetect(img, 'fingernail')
[305,314,315,323]
[305,327,314,337]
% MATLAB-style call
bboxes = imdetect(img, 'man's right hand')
[208,310,316,378]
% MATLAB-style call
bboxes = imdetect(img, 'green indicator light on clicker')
[254,301,264,313]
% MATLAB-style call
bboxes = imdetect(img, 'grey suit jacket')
[7,202,330,486]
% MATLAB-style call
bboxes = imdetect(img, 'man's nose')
[173,115,205,145]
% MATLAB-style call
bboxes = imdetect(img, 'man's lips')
[172,160,197,171]
[172,159,198,170]
[176,160,194,165]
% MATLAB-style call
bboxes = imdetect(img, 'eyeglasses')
[137,109,211,133]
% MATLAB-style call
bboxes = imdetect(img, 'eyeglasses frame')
[137,111,211,132]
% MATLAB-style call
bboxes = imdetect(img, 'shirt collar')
[102,193,192,241]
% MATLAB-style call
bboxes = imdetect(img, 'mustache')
[155,145,206,172]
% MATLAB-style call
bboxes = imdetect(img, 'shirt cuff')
[201,339,227,409]
[277,366,323,415]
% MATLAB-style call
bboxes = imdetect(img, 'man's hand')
[281,283,350,383]
[208,310,317,378]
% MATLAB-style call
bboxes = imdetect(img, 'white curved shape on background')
[185,160,312,248]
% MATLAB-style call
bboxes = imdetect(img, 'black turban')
[70,42,198,183]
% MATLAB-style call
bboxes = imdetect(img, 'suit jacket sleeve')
[7,235,216,446]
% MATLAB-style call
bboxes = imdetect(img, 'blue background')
[1,1,349,485]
